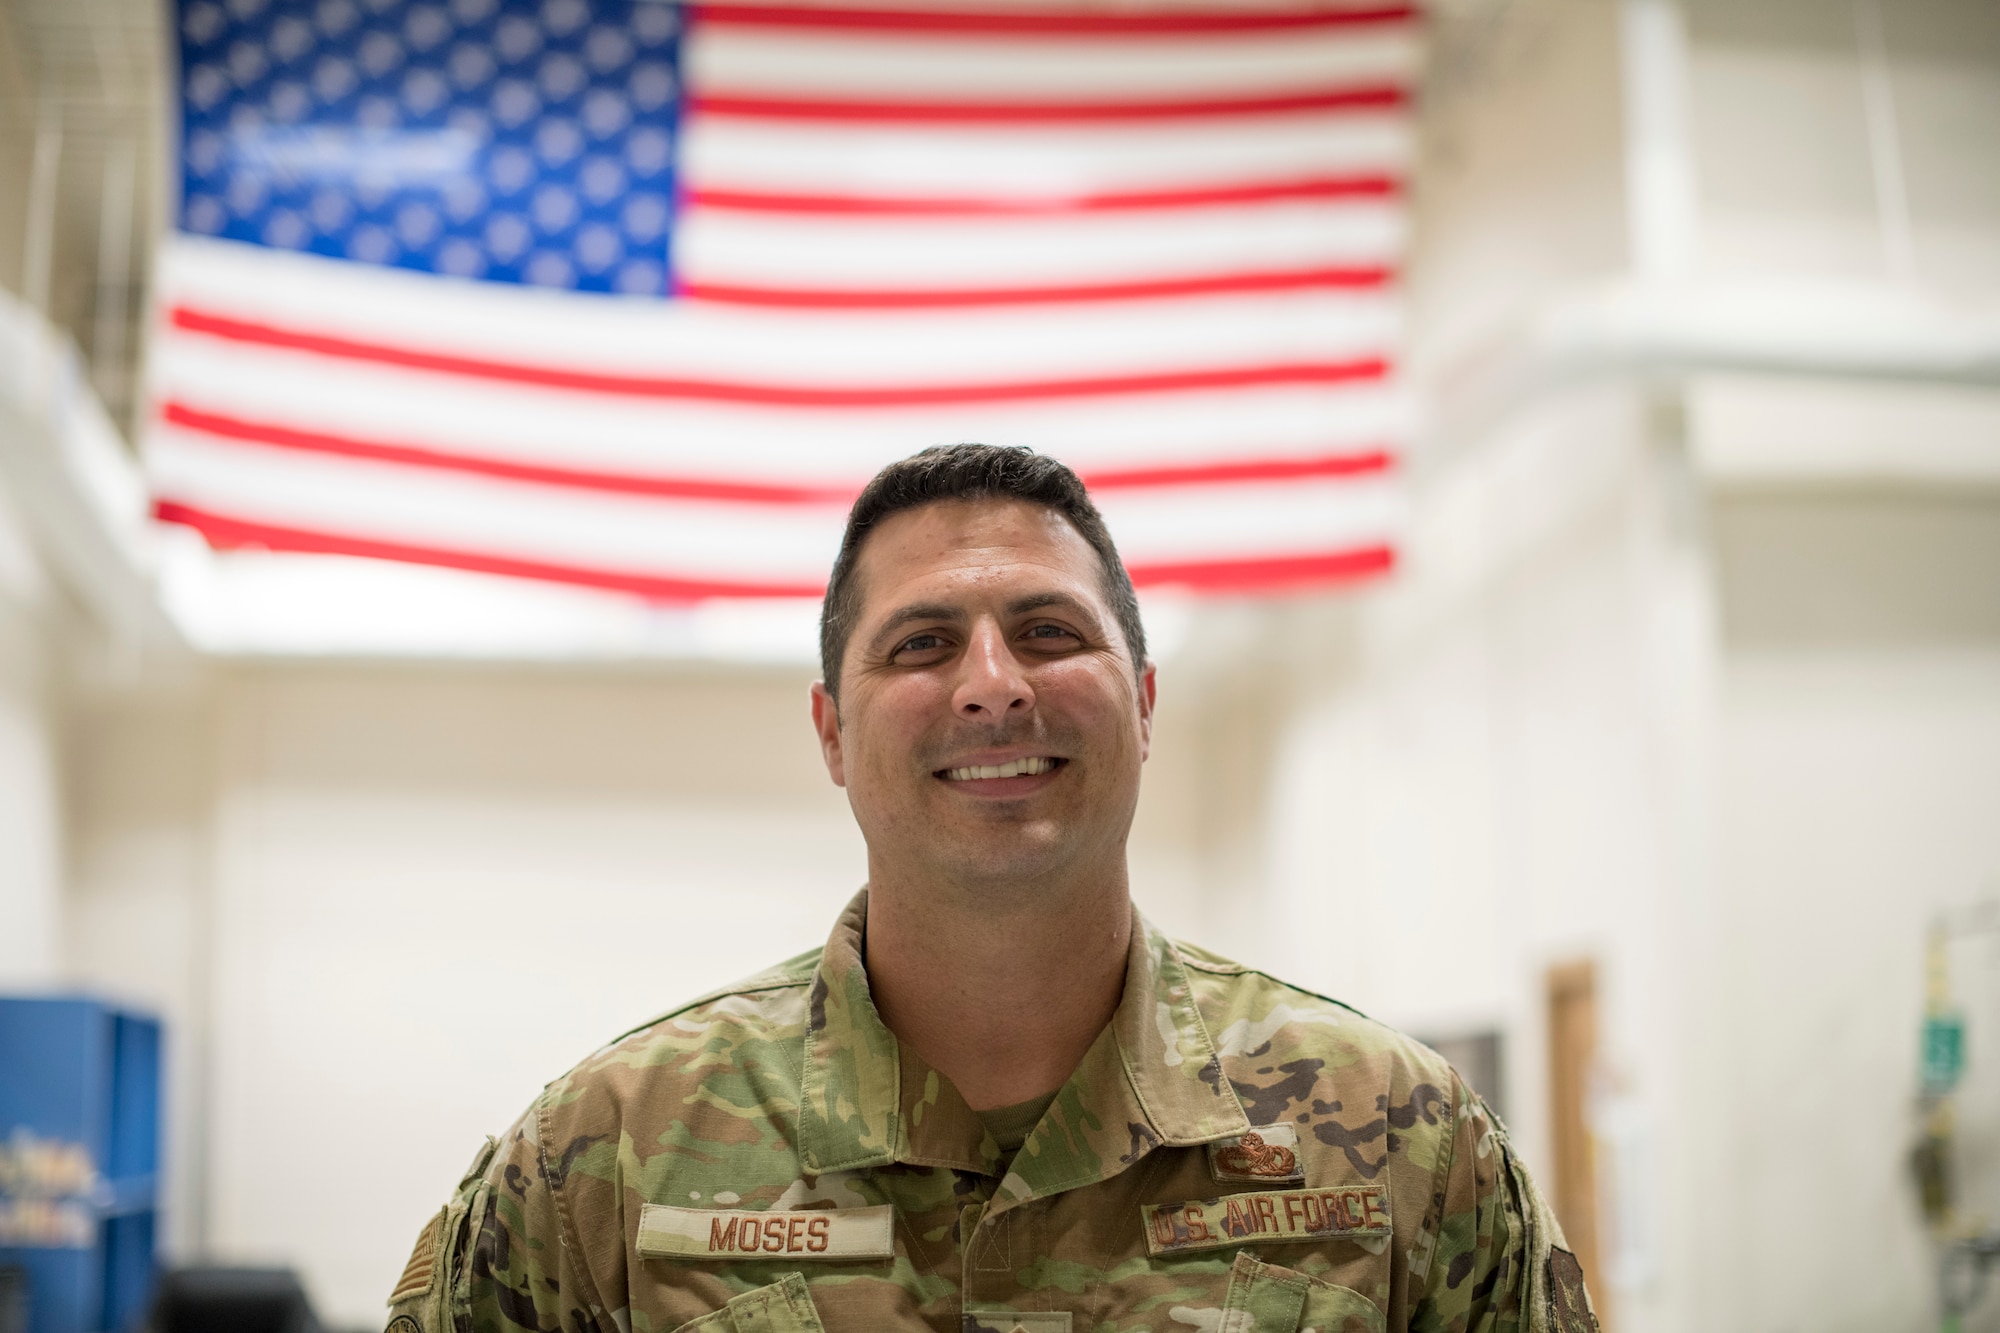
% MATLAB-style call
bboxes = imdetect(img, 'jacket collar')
[798,889,1250,1205]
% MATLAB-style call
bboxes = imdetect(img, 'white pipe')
[1620,0,1699,282]
[23,105,61,315]
[1420,280,2000,471]
[1853,0,1917,283]
[0,288,184,665]
[95,141,136,415]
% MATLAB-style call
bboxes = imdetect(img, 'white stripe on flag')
[674,203,1402,287]
[154,353,1406,484]
[685,27,1419,99]
[679,117,1413,198]
[158,239,1399,391]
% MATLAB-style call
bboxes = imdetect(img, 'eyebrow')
[1006,591,1101,627]
[867,602,965,653]
[866,591,1105,654]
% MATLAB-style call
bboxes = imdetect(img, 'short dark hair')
[819,444,1147,699]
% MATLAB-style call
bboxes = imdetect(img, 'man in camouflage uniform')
[387,446,1598,1333]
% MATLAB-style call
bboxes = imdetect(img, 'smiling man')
[385,446,1597,1333]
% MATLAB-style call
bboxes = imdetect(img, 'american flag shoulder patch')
[388,1207,445,1305]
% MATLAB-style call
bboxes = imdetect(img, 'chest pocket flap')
[675,1274,827,1333]
[1223,1254,1385,1333]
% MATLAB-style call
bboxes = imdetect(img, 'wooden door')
[1546,960,1607,1329]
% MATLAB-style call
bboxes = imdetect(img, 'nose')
[951,620,1034,719]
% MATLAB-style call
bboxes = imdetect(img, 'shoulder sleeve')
[1415,1077,1602,1333]
[385,1093,613,1333]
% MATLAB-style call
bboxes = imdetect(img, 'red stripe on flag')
[155,500,1394,600]
[169,306,1391,405]
[688,85,1408,124]
[684,174,1402,217]
[678,264,1393,309]
[691,3,1418,35]
[153,501,830,601]
[1128,545,1395,591]
[1087,451,1393,489]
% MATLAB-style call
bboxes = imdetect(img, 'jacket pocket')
[674,1274,828,1333]
[1222,1253,1385,1333]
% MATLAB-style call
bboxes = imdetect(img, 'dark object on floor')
[151,1268,323,1333]
[0,1266,28,1333]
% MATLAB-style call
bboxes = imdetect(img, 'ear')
[809,680,847,787]
[1136,661,1157,763]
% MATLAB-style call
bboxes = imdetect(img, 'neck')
[862,862,1132,1111]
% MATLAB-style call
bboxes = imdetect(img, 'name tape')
[1141,1186,1391,1256]
[637,1204,895,1262]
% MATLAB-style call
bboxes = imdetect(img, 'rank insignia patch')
[1207,1124,1304,1183]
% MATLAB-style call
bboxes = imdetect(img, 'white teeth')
[944,756,1058,781]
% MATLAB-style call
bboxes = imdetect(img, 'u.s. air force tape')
[1140,1186,1391,1256]
[637,1204,895,1261]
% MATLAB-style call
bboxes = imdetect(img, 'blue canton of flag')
[176,0,683,295]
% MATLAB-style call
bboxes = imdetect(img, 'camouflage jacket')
[387,891,1596,1333]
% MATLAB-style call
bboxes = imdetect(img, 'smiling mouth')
[937,756,1065,782]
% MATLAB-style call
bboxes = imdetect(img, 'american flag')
[152,0,1416,626]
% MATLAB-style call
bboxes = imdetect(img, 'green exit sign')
[1923,1013,1966,1095]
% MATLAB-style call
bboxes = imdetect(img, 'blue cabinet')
[0,998,162,1333]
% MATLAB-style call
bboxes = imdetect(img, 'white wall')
[1674,4,2000,1317]
[0,488,63,986]
[1708,491,2000,1332]
[64,689,216,1258]
[1405,0,1630,389]
[1686,0,2000,295]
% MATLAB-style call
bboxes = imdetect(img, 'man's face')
[810,498,1155,893]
